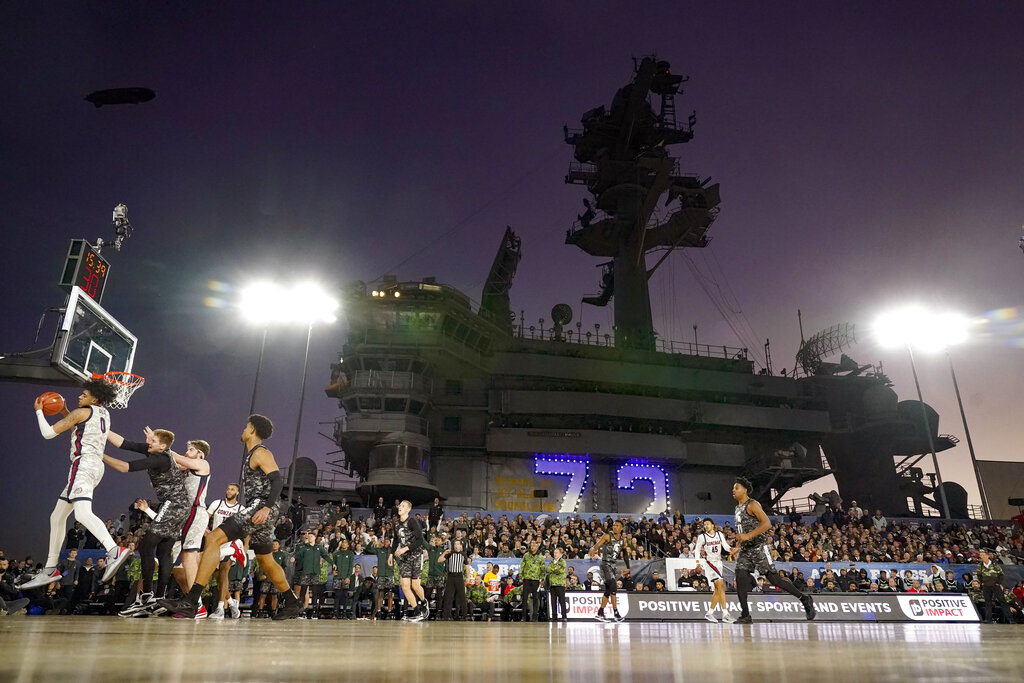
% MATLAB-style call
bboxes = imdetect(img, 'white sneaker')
[228,598,240,619]
[704,610,719,623]
[720,611,737,624]
[209,603,225,620]
[119,592,155,618]
[102,546,131,583]
[20,567,62,590]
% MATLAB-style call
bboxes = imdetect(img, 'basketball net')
[95,371,145,410]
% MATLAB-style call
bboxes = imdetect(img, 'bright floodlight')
[289,282,339,325]
[873,307,970,352]
[240,281,338,326]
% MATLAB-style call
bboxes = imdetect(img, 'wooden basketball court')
[1,616,1019,681]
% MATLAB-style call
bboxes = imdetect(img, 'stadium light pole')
[945,348,991,520]
[239,282,339,508]
[283,283,339,506]
[874,307,956,519]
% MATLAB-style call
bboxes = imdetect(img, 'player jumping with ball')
[22,380,131,590]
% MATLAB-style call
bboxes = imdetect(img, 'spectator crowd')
[3,495,1023,623]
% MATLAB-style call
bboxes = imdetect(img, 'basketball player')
[732,476,815,623]
[22,380,131,590]
[389,500,427,621]
[205,483,247,619]
[589,520,628,622]
[694,517,735,623]
[168,440,212,598]
[103,426,191,617]
[157,414,303,620]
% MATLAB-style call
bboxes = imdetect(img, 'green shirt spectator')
[520,551,545,581]
[427,545,447,579]
[333,543,355,583]
[546,556,567,587]
[292,538,331,575]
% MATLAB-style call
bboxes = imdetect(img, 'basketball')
[37,392,65,416]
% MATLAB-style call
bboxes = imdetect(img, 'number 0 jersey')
[69,405,110,463]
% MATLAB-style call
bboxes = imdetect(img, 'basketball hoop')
[94,371,145,409]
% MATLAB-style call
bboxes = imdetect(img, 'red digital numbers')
[77,248,108,300]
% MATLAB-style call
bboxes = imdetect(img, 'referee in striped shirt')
[439,539,470,620]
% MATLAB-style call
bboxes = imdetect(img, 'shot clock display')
[59,239,110,302]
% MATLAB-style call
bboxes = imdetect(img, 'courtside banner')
[565,592,980,622]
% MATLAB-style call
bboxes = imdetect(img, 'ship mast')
[564,57,720,351]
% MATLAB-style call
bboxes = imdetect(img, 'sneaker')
[801,594,816,621]
[421,601,429,620]
[272,600,304,621]
[735,614,753,624]
[194,604,208,620]
[119,592,154,618]
[156,597,198,619]
[101,546,131,583]
[231,542,247,568]
[593,612,608,622]
[720,611,737,624]
[208,603,225,620]
[19,568,62,590]
[612,612,625,622]
[4,598,30,616]
[227,598,240,619]
[704,610,719,623]
[133,594,161,617]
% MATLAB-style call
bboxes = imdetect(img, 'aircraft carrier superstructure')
[324,58,965,518]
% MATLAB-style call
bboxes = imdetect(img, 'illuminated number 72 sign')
[616,459,671,515]
[534,454,591,513]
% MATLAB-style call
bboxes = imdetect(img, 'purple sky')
[2,2,1023,556]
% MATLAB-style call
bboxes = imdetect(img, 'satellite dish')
[551,304,573,326]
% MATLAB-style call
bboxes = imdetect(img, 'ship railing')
[343,413,429,437]
[565,161,598,185]
[510,326,747,360]
[347,370,430,393]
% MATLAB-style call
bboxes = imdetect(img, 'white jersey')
[184,471,210,509]
[694,531,729,563]
[69,405,110,463]
[207,498,240,530]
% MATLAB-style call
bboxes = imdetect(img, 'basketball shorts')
[60,457,104,503]
[375,573,395,590]
[229,579,245,592]
[261,580,280,595]
[220,500,282,555]
[397,553,423,580]
[600,563,618,595]
[702,559,724,583]
[295,571,318,586]
[735,545,775,575]
[178,508,210,552]
[426,575,446,590]
[151,500,190,540]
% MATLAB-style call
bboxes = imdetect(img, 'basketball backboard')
[53,286,137,381]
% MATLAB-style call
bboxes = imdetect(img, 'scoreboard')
[59,239,110,302]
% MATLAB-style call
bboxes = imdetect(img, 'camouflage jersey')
[149,450,187,506]
[601,534,625,566]
[241,444,275,512]
[735,499,766,550]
